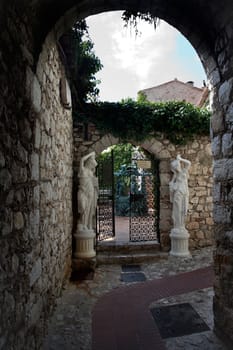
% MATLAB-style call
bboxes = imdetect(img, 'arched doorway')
[97,144,160,243]
[1,0,233,347]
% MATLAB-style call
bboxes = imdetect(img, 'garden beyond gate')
[97,147,160,243]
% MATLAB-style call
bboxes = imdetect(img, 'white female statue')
[77,152,98,232]
[169,154,191,257]
[169,154,191,229]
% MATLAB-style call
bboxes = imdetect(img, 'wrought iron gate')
[97,151,115,241]
[97,147,159,243]
[129,149,159,242]
[114,147,159,242]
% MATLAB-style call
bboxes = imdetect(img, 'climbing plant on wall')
[75,99,211,145]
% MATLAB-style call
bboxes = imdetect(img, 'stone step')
[96,241,161,253]
[96,251,168,265]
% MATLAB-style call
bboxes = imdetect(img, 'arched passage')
[96,143,160,244]
[1,1,233,348]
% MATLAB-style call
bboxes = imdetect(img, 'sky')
[86,11,206,102]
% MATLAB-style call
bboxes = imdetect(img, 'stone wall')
[30,34,73,348]
[0,22,73,350]
[74,124,213,250]
[151,138,213,250]
[34,30,73,341]
[0,5,40,349]
[211,22,233,345]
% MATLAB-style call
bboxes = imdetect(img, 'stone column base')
[169,228,190,257]
[74,229,96,259]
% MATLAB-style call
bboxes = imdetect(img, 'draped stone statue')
[169,154,191,229]
[74,152,98,259]
[169,154,191,257]
[77,151,98,232]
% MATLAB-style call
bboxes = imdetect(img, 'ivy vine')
[121,11,159,36]
[75,99,210,145]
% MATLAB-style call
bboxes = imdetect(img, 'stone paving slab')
[92,266,214,350]
[152,288,227,350]
[42,247,228,350]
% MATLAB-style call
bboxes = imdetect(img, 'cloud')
[86,11,206,101]
[111,20,178,89]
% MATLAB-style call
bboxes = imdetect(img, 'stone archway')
[1,1,233,348]
[75,129,214,250]
[95,143,160,244]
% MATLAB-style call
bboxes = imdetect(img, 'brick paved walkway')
[92,267,214,350]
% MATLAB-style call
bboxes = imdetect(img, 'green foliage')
[59,20,103,110]
[98,143,134,173]
[76,99,210,145]
[137,91,149,103]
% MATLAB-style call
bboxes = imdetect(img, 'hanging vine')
[121,10,159,36]
[75,99,211,145]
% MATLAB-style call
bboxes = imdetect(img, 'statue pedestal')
[74,229,96,259]
[169,228,190,257]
